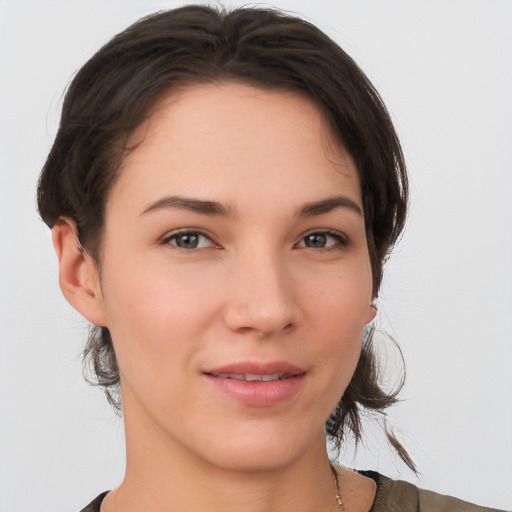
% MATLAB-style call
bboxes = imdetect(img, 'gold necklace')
[329,463,345,508]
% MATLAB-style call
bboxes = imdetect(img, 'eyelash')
[161,229,348,251]
[161,230,217,250]
[296,229,349,250]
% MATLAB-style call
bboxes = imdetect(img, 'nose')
[223,248,300,337]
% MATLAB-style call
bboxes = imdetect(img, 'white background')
[1,1,511,510]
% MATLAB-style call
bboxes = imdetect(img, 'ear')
[365,303,377,325]
[52,219,107,327]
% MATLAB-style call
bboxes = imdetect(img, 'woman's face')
[92,83,375,470]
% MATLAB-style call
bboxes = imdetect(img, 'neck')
[104,399,339,512]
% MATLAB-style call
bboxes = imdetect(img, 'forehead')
[111,82,361,214]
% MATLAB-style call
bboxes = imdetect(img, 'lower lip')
[204,374,305,407]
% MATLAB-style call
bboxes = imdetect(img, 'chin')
[193,421,327,473]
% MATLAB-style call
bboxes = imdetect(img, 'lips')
[213,372,292,382]
[203,362,306,407]
[204,361,305,377]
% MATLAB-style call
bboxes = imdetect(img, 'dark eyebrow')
[141,195,236,217]
[297,195,363,217]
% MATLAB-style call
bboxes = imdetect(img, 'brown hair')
[37,5,412,469]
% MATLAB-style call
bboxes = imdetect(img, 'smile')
[212,373,293,382]
[203,362,306,407]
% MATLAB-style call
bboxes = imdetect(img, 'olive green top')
[363,471,506,512]
[78,472,507,512]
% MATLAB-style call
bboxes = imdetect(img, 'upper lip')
[203,361,305,378]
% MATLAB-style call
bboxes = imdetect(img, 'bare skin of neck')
[100,401,376,512]
[101,456,376,512]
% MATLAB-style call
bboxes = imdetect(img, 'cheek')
[302,262,373,328]
[299,263,372,379]
[99,258,223,380]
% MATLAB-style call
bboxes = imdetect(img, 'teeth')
[260,373,281,382]
[215,372,286,382]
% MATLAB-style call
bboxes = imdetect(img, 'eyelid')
[295,229,349,248]
[160,228,219,248]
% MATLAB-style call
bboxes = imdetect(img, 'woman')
[36,5,506,512]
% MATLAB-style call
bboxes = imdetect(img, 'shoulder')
[363,471,507,512]
[78,491,108,512]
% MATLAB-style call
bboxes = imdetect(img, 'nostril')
[222,266,300,335]
[224,305,298,337]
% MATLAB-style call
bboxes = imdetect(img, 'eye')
[164,231,215,250]
[297,230,347,249]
